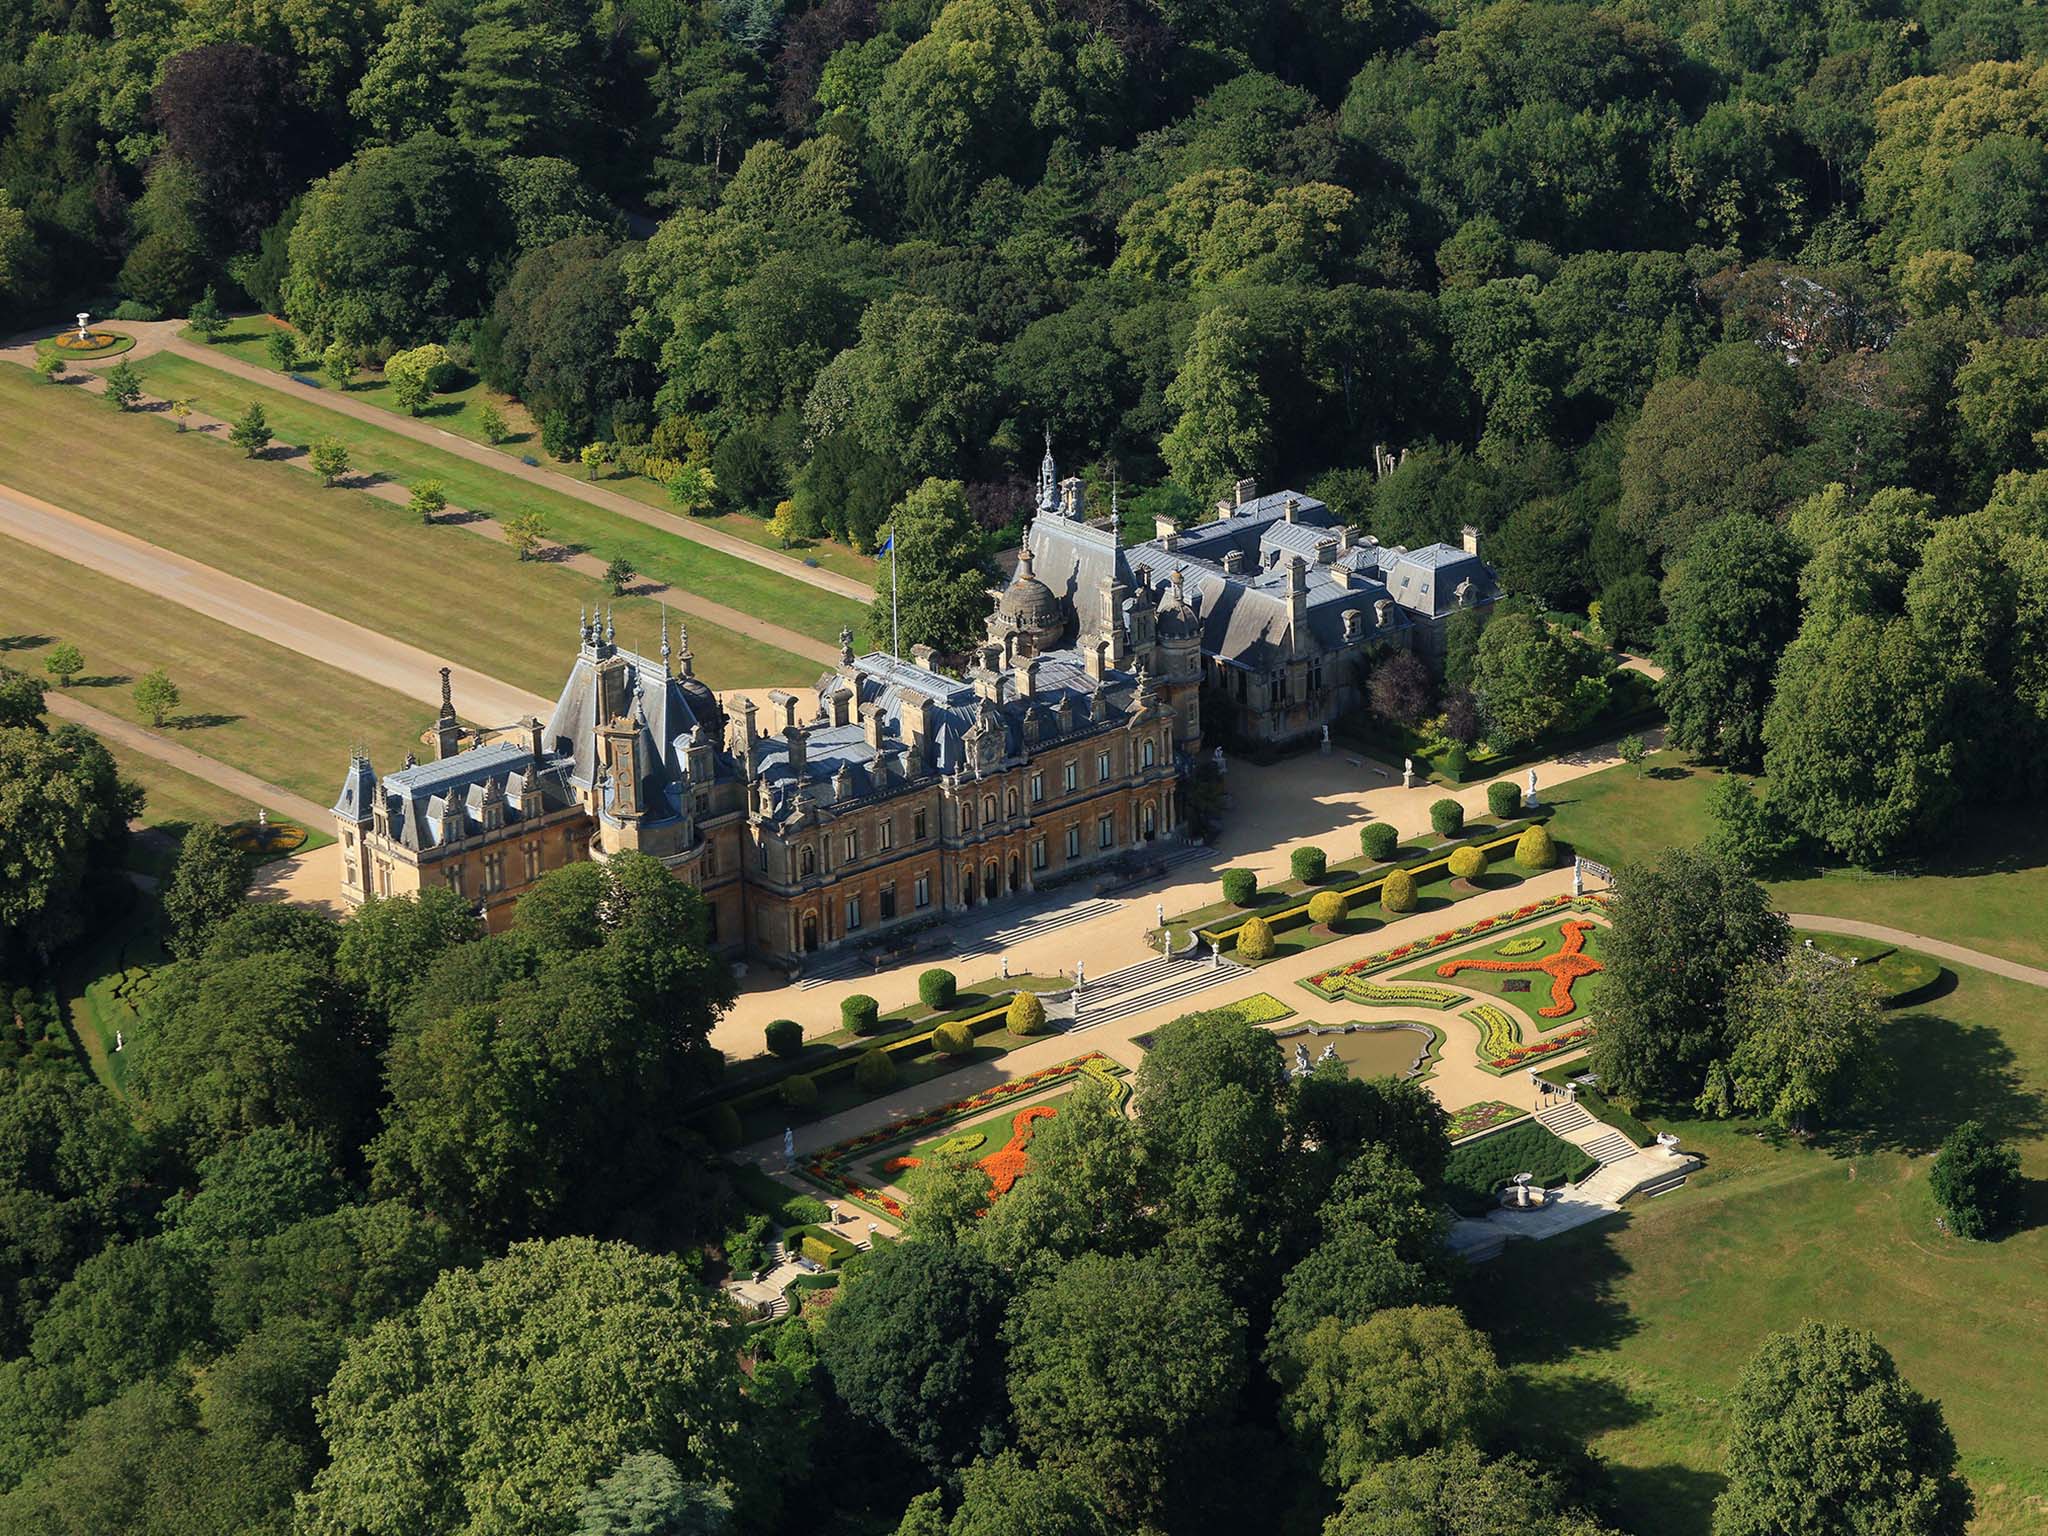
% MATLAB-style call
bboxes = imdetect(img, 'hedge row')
[1443,1121,1597,1216]
[1197,820,1545,952]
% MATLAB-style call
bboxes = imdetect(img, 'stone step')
[1581,1131,1640,1166]
[1070,963,1245,1030]
[1537,1103,1594,1135]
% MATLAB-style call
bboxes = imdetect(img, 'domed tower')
[667,620,724,739]
[990,545,1065,657]
[1157,567,1204,753]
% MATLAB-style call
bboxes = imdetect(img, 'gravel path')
[1784,914,2048,991]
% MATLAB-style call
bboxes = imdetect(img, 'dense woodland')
[3,1,2046,1531]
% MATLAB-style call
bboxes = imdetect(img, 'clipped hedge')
[1307,890,1347,927]
[1380,868,1417,913]
[1448,845,1486,880]
[842,994,881,1035]
[707,1103,742,1150]
[1515,823,1556,871]
[854,1049,898,1094]
[1290,846,1327,883]
[1008,992,1048,1036]
[1360,823,1398,862]
[782,1073,818,1110]
[931,1020,973,1056]
[918,968,957,1010]
[1221,868,1259,906]
[1487,780,1522,819]
[1237,915,1276,961]
[1444,1121,1596,1216]
[1430,798,1465,838]
[765,1019,804,1059]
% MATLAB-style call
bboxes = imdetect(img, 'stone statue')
[1318,1041,1338,1065]
[1320,724,1331,753]
[782,1127,795,1169]
[1213,746,1226,776]
[1571,856,1584,897]
[1156,901,1165,928]
[1074,961,1085,991]
[1293,1042,1312,1077]
[1402,756,1416,789]
[999,954,1010,979]
[1525,767,1539,809]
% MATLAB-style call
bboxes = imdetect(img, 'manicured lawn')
[0,367,818,692]
[127,352,864,646]
[1393,916,1610,1026]
[180,320,880,583]
[0,536,433,802]
[1470,963,2048,1536]
[866,1085,1079,1189]
[1545,748,2048,972]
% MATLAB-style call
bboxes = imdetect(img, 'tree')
[1007,991,1047,1035]
[41,644,82,688]
[665,462,717,514]
[322,340,356,388]
[34,353,63,383]
[1368,650,1433,724]
[1470,612,1602,750]
[1617,733,1645,770]
[1005,1252,1246,1522]
[971,1076,1155,1278]
[820,1241,1010,1474]
[1591,846,1788,1102]
[210,1199,463,1341]
[942,1451,1112,1536]
[1716,950,1887,1133]
[865,480,996,654]
[28,1237,211,1409]
[478,404,508,443]
[1162,306,1274,499]
[133,670,180,727]
[310,436,352,485]
[188,286,225,339]
[1329,1444,1620,1536]
[1659,514,1805,768]
[408,479,447,523]
[158,1125,344,1260]
[102,361,142,410]
[504,512,548,559]
[604,557,636,595]
[268,330,300,371]
[170,398,193,431]
[582,443,611,481]
[161,822,248,958]
[1269,1146,1449,1360]
[1713,1323,1972,1536]
[1620,375,1783,561]
[1282,1305,1505,1489]
[1380,867,1417,912]
[572,1452,733,1536]
[385,342,452,414]
[230,402,273,457]
[0,720,138,968]
[1930,1121,2024,1240]
[301,1239,753,1536]
[333,887,484,1024]
[803,294,996,483]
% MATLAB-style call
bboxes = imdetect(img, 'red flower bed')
[1434,919,1604,1017]
[1489,1024,1596,1069]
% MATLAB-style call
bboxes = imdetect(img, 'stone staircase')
[1065,952,1246,1031]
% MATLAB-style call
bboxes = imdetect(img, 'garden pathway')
[1783,914,2048,992]
[42,689,333,826]
[0,483,551,726]
[10,363,838,669]
[0,320,876,603]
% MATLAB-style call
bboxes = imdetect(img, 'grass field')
[105,747,335,880]
[0,536,434,802]
[1544,749,2048,971]
[126,352,864,646]
[0,366,818,693]
[1471,961,2048,1536]
[182,319,880,583]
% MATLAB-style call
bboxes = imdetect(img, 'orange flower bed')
[1435,919,1604,1018]
[978,1106,1056,1196]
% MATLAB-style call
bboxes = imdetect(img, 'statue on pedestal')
[1525,767,1540,809]
[1402,756,1416,789]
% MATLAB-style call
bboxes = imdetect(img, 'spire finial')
[676,622,694,678]
[1037,427,1057,514]
[660,603,672,675]
[437,666,455,721]
[604,607,615,645]
[579,606,589,647]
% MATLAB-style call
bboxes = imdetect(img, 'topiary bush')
[1448,846,1487,881]
[854,1049,898,1094]
[1442,743,1470,778]
[1515,823,1556,871]
[1307,890,1347,928]
[1008,992,1048,1036]
[782,1073,818,1111]
[918,968,957,1011]
[1236,915,1276,961]
[931,1020,973,1056]
[1430,798,1465,838]
[707,1102,742,1151]
[1487,780,1522,819]
[1931,1120,2023,1238]
[841,994,881,1035]
[1360,823,1399,862]
[765,1018,804,1058]
[1290,846,1327,883]
[1380,868,1418,913]
[1221,868,1258,906]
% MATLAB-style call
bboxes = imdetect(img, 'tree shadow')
[1606,1463,1727,1536]
[622,579,670,598]
[436,508,489,526]
[419,400,465,419]
[335,471,389,491]
[0,633,53,650]
[533,543,585,563]
[74,674,132,689]
[171,712,243,731]
[1647,765,1690,780]
[262,443,305,462]
[1831,1010,2048,1157]
[1461,1210,1644,1358]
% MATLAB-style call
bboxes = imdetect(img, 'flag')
[878,532,894,554]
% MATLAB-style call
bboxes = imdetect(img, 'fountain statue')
[1293,1042,1312,1077]
[76,311,90,341]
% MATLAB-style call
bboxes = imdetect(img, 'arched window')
[984,794,997,824]
[799,845,815,877]
[1141,739,1155,768]
[1006,788,1018,817]
[961,801,974,830]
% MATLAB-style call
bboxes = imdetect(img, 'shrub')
[1515,823,1557,871]
[1290,846,1327,883]
[1442,742,1470,778]
[918,968,957,1010]
[1221,869,1258,905]
[841,994,881,1035]
[1236,915,1276,960]
[1008,992,1048,1036]
[1487,780,1522,819]
[801,1234,838,1267]
[724,1212,771,1274]
[1360,823,1399,862]
[1931,1120,2024,1239]
[707,1103,742,1151]
[854,1050,897,1094]
[765,1019,804,1058]
[1430,798,1465,838]
[931,1020,973,1056]
[1307,890,1347,927]
[786,1195,831,1225]
[1448,846,1487,880]
[782,1073,818,1110]
[1380,868,1418,913]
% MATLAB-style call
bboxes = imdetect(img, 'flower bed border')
[1447,1100,1530,1141]
[796,1054,1127,1222]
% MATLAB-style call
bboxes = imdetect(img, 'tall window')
[844,830,859,862]
[1030,771,1044,803]
[703,843,717,877]
[1096,750,1111,782]
[983,793,997,824]
[444,864,465,896]
[1098,814,1114,849]
[800,846,816,877]
[880,817,895,851]
[1031,837,1047,870]
[914,872,931,909]
[880,883,897,920]
[1141,739,1155,768]
[1006,788,1018,817]
[481,852,504,894]
[914,808,928,840]
[1063,761,1078,793]
[846,894,862,931]
[1065,825,1080,858]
